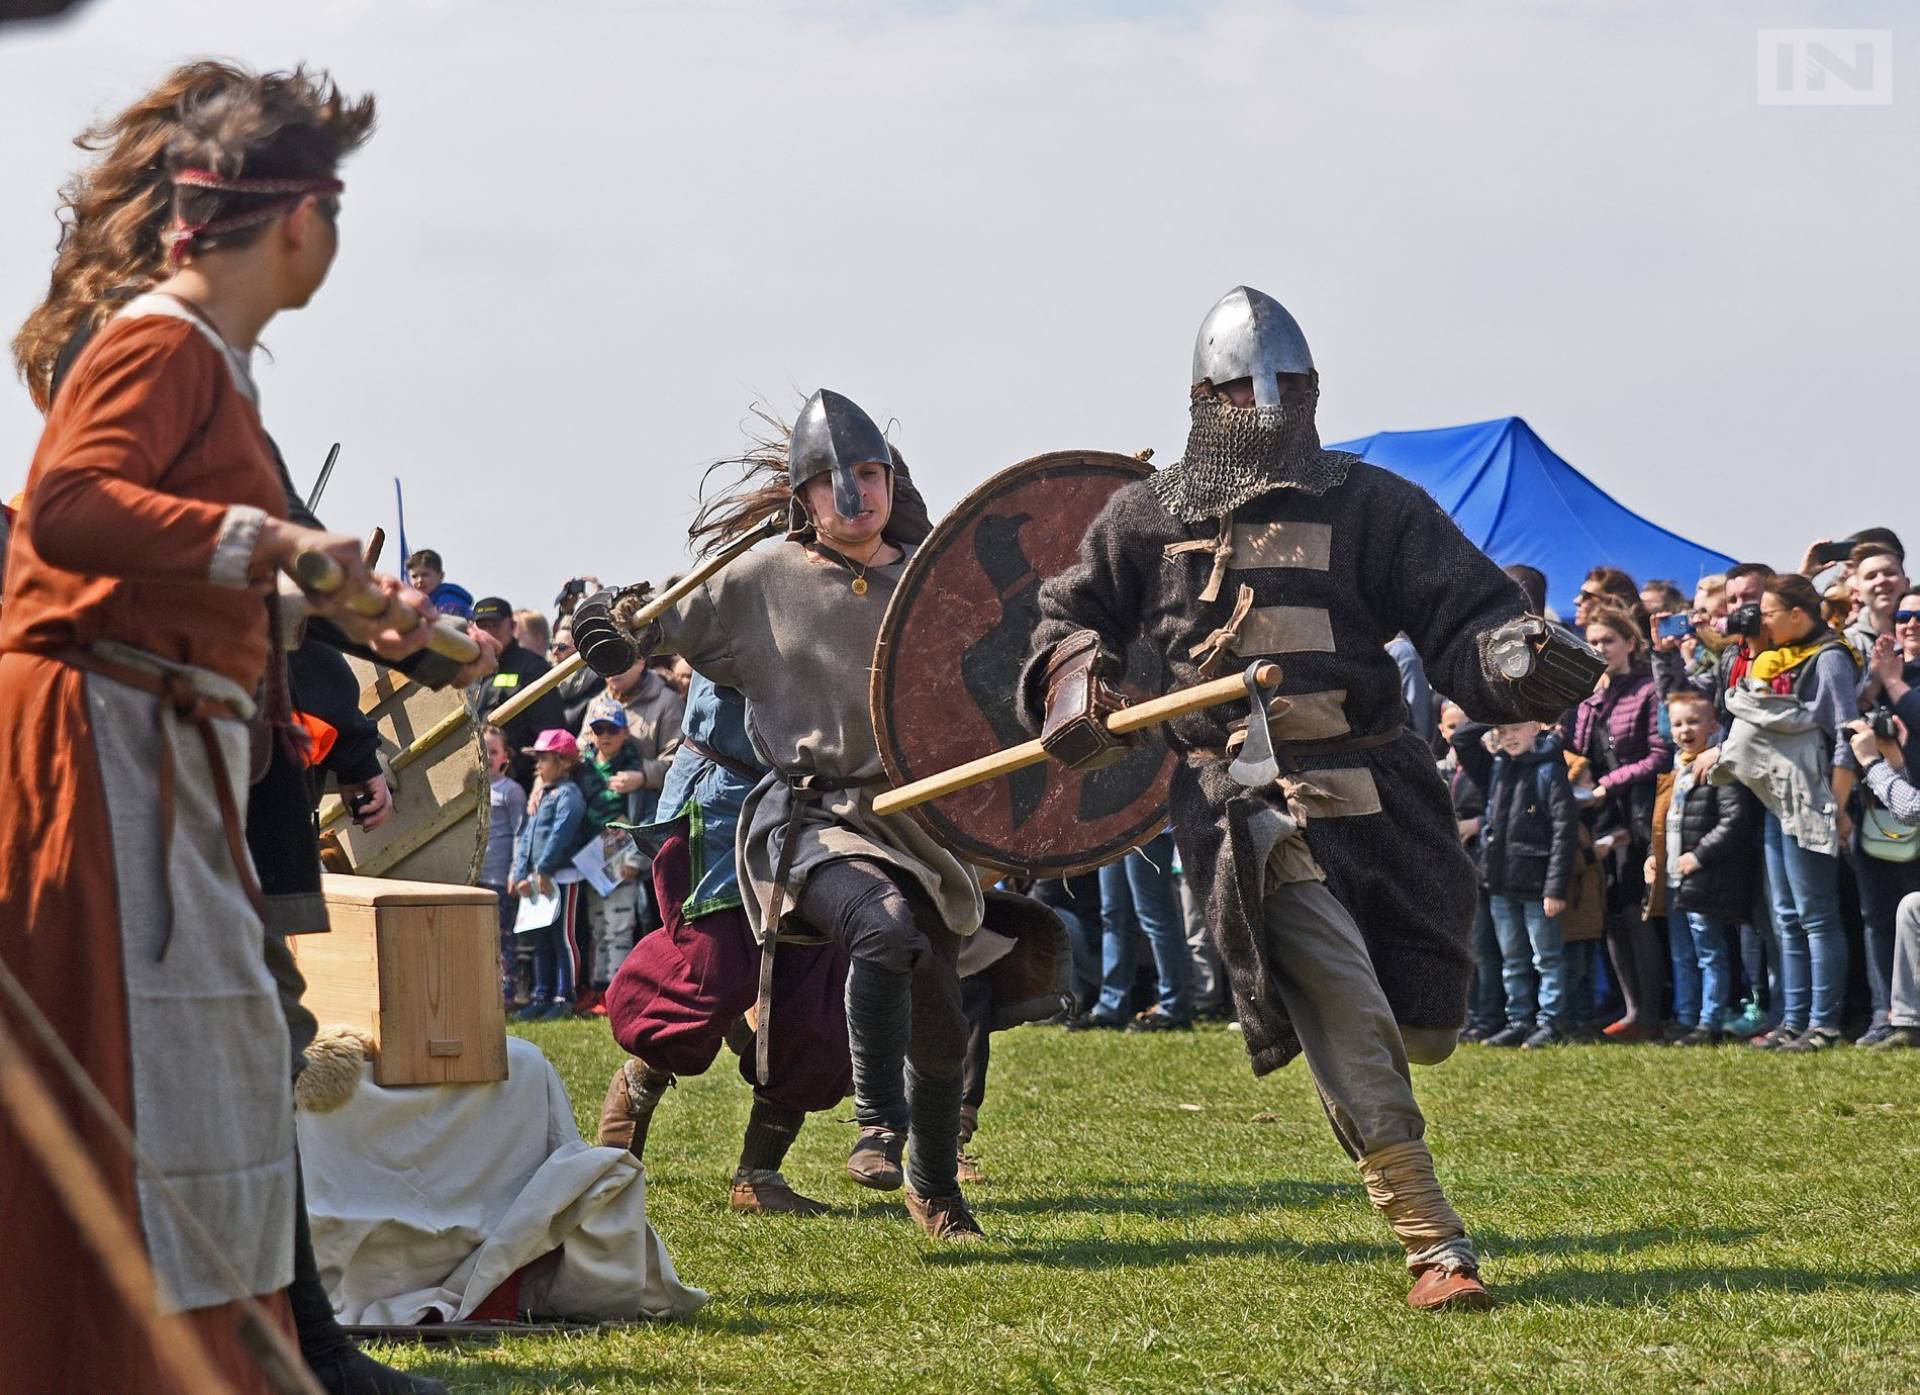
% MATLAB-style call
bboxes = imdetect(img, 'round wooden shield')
[871,450,1172,877]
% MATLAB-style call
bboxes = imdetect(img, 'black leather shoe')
[311,1347,449,1395]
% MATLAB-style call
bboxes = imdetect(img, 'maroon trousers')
[606,833,852,1114]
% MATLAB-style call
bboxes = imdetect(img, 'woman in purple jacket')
[1559,604,1675,1039]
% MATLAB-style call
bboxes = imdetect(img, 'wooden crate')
[295,875,508,1087]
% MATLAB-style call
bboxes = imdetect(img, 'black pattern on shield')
[871,451,1172,878]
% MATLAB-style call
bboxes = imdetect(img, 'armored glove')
[572,586,660,678]
[1038,630,1134,770]
[1481,615,1604,715]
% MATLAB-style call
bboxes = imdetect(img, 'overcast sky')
[1,0,1911,613]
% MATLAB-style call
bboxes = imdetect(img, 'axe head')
[1228,661,1280,788]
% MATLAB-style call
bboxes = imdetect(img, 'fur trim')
[294,1025,374,1113]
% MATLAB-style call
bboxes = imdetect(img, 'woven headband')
[166,168,345,265]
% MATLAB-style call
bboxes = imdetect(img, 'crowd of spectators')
[454,529,1920,1056]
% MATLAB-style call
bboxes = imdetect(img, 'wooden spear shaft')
[871,661,1281,817]
[318,516,782,829]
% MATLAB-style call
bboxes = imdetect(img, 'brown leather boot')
[1407,1264,1493,1312]
[597,1059,674,1158]
[955,1146,985,1185]
[728,1170,830,1216]
[903,1189,984,1241]
[845,1125,904,1190]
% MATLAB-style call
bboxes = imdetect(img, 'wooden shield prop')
[313,656,490,885]
[871,450,1172,877]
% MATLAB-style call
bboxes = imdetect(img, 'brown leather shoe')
[955,1146,985,1185]
[846,1125,904,1190]
[597,1059,673,1158]
[1407,1264,1493,1312]
[904,1188,984,1241]
[729,1170,830,1216]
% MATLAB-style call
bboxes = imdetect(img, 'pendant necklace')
[848,562,869,597]
[814,540,878,596]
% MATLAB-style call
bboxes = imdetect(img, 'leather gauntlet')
[1481,615,1604,714]
[573,586,661,678]
[1039,631,1134,769]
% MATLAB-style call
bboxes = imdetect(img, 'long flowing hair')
[12,61,248,408]
[686,404,794,559]
[12,63,374,411]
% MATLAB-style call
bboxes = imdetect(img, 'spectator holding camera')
[1847,717,1920,1051]
[1560,602,1673,1039]
[1848,590,1920,1044]
[1652,561,1773,723]
[1697,574,1861,1051]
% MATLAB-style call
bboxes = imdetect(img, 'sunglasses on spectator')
[1578,588,1606,602]
[1895,609,1920,625]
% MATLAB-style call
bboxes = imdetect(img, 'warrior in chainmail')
[1020,286,1601,1312]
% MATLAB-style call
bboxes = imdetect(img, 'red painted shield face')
[871,451,1172,877]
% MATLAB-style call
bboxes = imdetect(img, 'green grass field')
[372,1021,1920,1394]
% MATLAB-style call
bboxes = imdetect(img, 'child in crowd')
[481,726,529,1007]
[510,729,591,1020]
[1646,689,1762,1044]
[1479,720,1579,1048]
[581,695,649,1015]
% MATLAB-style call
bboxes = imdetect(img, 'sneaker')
[1855,1023,1894,1049]
[1779,1026,1842,1053]
[903,1188,985,1241]
[1671,1025,1723,1047]
[514,998,552,1022]
[846,1126,905,1190]
[1749,1025,1798,1050]
[729,1169,830,1216]
[1406,1264,1492,1312]
[1459,1025,1496,1044]
[538,999,576,1021]
[956,1146,986,1185]
[598,1059,674,1158]
[1722,1001,1767,1038]
[1660,1022,1692,1044]
[1126,1007,1194,1033]
[1520,1023,1565,1050]
[1483,1023,1531,1048]
[1602,1017,1661,1042]
[1869,1025,1920,1051]
[1063,1011,1125,1032]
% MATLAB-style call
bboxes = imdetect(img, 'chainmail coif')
[1148,379,1360,522]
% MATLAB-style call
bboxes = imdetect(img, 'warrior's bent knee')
[1401,1027,1458,1066]
[839,882,926,976]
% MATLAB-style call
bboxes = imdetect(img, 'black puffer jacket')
[1480,732,1578,900]
[1648,768,1763,922]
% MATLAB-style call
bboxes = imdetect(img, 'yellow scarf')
[1749,639,1838,683]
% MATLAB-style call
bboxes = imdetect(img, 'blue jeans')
[1669,908,1731,1029]
[1055,906,1099,1012]
[1095,832,1190,1021]
[1488,894,1566,1029]
[1761,812,1846,1032]
[1467,890,1506,1032]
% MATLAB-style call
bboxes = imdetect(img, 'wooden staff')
[317,515,782,829]
[871,661,1281,816]
[289,549,480,665]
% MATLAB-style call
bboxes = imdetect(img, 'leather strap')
[681,736,762,783]
[1271,728,1403,768]
[52,649,266,959]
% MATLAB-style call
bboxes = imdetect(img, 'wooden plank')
[372,900,507,1087]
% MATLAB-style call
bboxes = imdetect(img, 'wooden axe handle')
[870,661,1280,817]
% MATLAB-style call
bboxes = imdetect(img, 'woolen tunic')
[651,539,985,942]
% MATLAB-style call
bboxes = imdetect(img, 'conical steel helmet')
[789,388,888,522]
[1190,286,1314,408]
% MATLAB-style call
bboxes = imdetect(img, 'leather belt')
[52,648,266,959]
[681,736,762,783]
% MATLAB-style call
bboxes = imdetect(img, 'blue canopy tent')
[1329,416,1735,617]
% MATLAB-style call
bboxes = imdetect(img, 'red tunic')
[0,306,293,1395]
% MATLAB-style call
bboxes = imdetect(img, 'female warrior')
[576,390,986,1238]
[0,68,434,1394]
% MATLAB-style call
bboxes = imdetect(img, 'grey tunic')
[651,540,984,943]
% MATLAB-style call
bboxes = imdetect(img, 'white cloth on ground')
[296,1035,706,1325]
